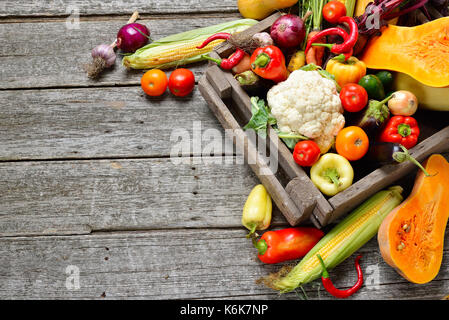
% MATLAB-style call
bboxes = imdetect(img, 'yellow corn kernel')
[138,40,224,67]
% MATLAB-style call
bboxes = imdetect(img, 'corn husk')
[122,19,258,70]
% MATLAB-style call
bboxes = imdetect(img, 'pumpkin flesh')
[361,18,449,88]
[378,154,449,284]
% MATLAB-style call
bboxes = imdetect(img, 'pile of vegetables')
[233,0,449,299]
[83,0,449,300]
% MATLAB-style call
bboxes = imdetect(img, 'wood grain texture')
[0,0,238,17]
[0,157,290,237]
[0,16,239,89]
[0,88,225,160]
[0,228,448,299]
[199,76,305,226]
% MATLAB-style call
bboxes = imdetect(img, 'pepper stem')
[397,123,411,138]
[251,53,271,69]
[252,238,268,256]
[201,54,222,66]
[312,43,333,49]
[392,145,435,177]
[323,168,342,187]
[246,224,258,238]
[317,254,329,278]
[332,53,347,62]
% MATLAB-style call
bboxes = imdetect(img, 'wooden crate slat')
[215,12,282,58]
[199,13,449,228]
[327,126,449,224]
[221,70,332,226]
[198,76,307,225]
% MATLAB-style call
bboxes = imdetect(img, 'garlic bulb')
[84,44,117,79]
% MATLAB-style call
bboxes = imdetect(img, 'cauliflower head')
[267,70,345,153]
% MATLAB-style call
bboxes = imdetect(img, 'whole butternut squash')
[237,0,298,20]
[361,17,449,88]
[378,154,449,284]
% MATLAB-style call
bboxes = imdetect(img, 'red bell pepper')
[379,116,420,149]
[250,45,289,83]
[253,227,324,264]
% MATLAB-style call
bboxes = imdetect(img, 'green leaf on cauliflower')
[299,64,341,91]
[243,96,309,150]
[274,128,309,149]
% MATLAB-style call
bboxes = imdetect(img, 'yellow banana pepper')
[242,184,272,236]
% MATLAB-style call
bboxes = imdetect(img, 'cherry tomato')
[168,68,195,97]
[141,69,168,97]
[293,141,321,167]
[340,83,368,113]
[335,126,369,161]
[323,0,347,24]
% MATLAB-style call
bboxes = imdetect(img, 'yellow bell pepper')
[242,185,272,236]
[310,153,354,197]
[326,56,366,88]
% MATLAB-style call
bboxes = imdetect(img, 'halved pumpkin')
[378,154,449,284]
[361,17,449,88]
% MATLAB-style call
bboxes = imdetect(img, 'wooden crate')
[198,13,449,228]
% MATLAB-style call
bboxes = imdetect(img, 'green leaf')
[300,63,320,71]
[274,128,309,149]
[243,97,276,139]
[300,64,341,91]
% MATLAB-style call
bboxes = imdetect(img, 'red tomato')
[141,69,168,97]
[340,83,368,112]
[168,68,195,97]
[335,126,369,161]
[323,0,347,24]
[293,141,321,167]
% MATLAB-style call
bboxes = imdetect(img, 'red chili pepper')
[253,227,324,264]
[196,32,231,49]
[336,16,359,53]
[305,27,349,57]
[305,17,358,61]
[379,116,420,149]
[250,45,289,83]
[317,254,364,299]
[202,48,246,70]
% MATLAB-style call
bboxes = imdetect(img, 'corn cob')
[122,19,258,70]
[264,186,403,293]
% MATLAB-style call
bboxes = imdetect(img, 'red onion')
[116,23,150,53]
[270,14,306,49]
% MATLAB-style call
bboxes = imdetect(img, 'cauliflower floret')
[267,70,345,153]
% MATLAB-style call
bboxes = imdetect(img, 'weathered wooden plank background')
[0,1,448,300]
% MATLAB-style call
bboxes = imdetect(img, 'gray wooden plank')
[0,1,238,17]
[0,16,239,89]
[0,228,447,299]
[0,157,288,237]
[0,87,226,160]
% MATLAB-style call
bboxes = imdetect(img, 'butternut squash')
[378,154,449,284]
[237,0,298,20]
[361,18,449,88]
[393,72,449,112]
